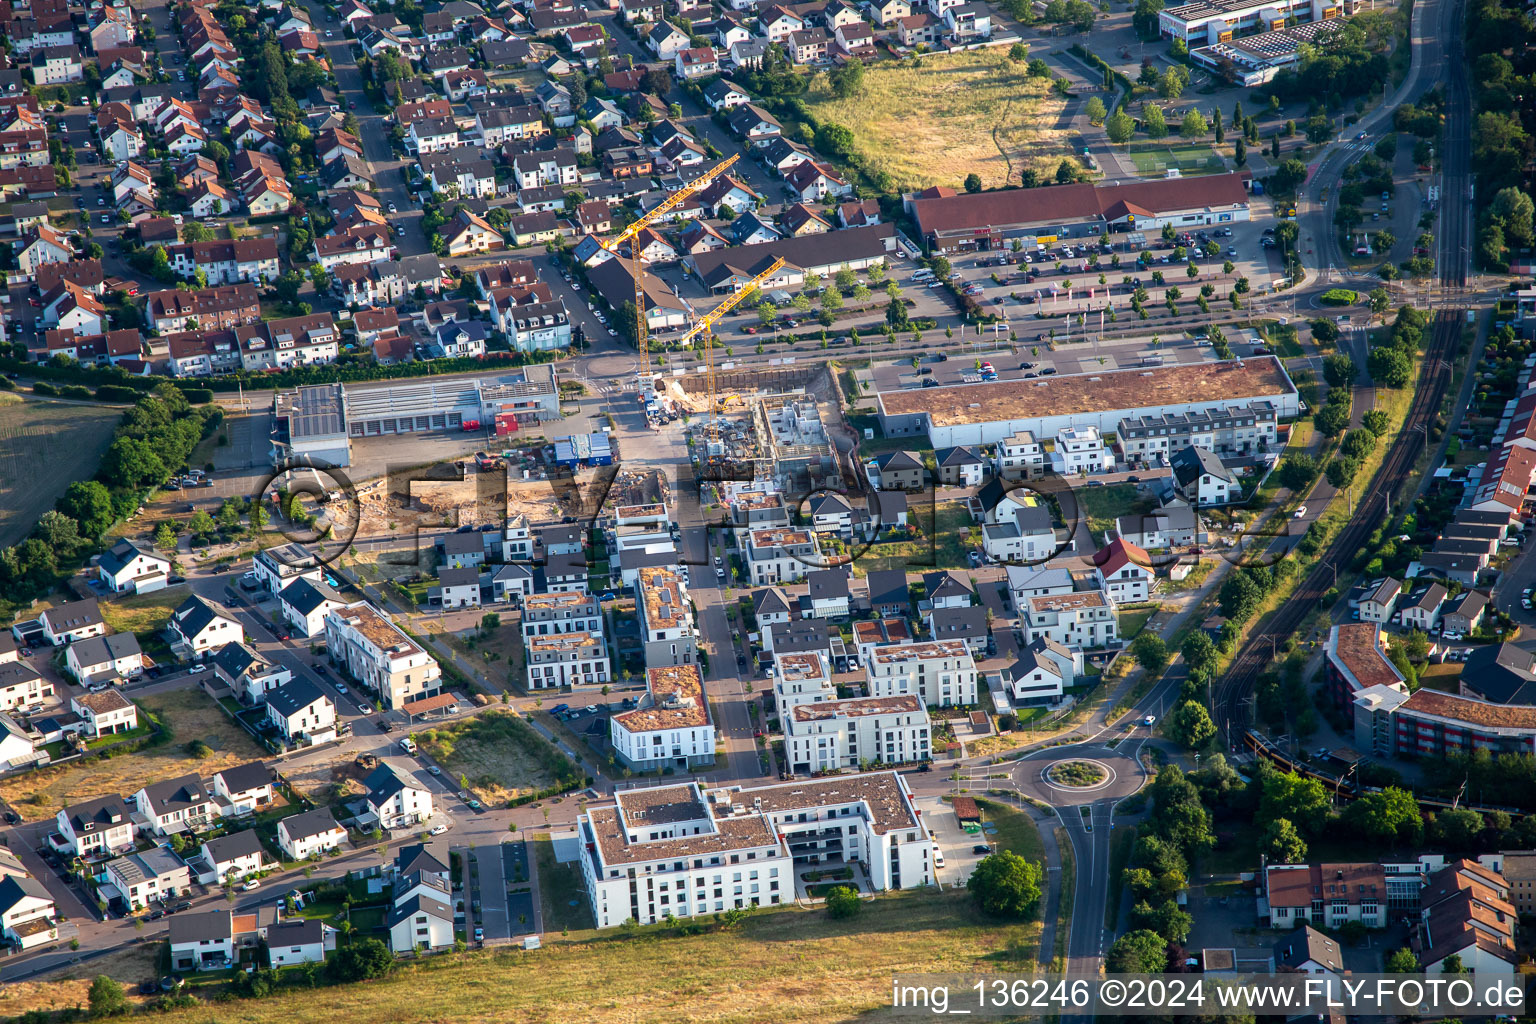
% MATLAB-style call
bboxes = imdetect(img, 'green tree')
[1385,948,1419,973]
[1362,409,1390,434]
[1367,346,1413,388]
[1234,136,1247,166]
[153,522,178,552]
[1271,158,1308,195]
[1130,633,1168,674]
[1429,809,1484,853]
[1158,68,1185,99]
[1008,41,1029,61]
[1261,817,1308,863]
[825,885,861,919]
[59,480,115,539]
[828,60,864,98]
[963,172,983,193]
[1106,930,1166,973]
[1181,632,1220,682]
[1441,953,1467,974]
[1166,700,1215,749]
[1179,108,1208,138]
[1325,457,1358,488]
[1322,353,1356,387]
[1143,104,1168,139]
[966,850,1043,918]
[757,301,777,328]
[1131,0,1163,37]
[1084,96,1107,124]
[1345,787,1424,846]
[1259,771,1332,836]
[1105,110,1135,144]
[327,938,394,982]
[1368,287,1392,317]
[88,975,129,1018]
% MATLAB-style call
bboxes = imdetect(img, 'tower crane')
[598,153,740,384]
[669,257,786,456]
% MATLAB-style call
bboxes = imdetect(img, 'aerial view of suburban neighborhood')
[0,0,1528,1012]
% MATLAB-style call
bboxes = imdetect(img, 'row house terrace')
[235,314,339,371]
[146,284,262,334]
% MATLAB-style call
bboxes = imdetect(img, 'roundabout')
[1012,744,1145,808]
[1044,759,1113,792]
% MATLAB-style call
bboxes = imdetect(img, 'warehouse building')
[876,356,1300,448]
[272,384,350,468]
[910,173,1252,252]
[272,368,561,466]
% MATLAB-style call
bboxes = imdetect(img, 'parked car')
[241,879,260,891]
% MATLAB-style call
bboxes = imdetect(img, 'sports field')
[800,50,1073,190]
[1125,141,1228,176]
[0,394,120,547]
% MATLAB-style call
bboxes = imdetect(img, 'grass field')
[1117,603,1159,639]
[413,710,576,807]
[1104,824,1137,929]
[0,689,267,821]
[854,499,972,574]
[974,797,1045,864]
[0,394,121,548]
[30,889,1039,1024]
[5,944,160,1017]
[1126,141,1227,176]
[800,51,1071,190]
[101,585,192,637]
[1074,483,1149,541]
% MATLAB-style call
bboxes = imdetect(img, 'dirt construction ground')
[0,689,268,821]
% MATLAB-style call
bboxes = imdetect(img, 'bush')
[32,381,59,396]
[825,885,861,919]
[1319,288,1358,306]
[95,384,140,403]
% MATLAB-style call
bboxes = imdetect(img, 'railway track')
[1216,309,1463,739]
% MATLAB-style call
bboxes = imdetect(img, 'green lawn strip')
[1104,825,1137,931]
[532,833,594,936]
[973,797,1045,863]
[1052,826,1075,969]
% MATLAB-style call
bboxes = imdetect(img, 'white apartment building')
[864,640,978,707]
[772,650,836,723]
[784,695,930,773]
[745,527,820,585]
[1022,590,1118,649]
[1117,401,1279,465]
[252,543,324,593]
[365,763,434,830]
[1091,538,1156,604]
[325,602,443,710]
[525,631,611,689]
[54,796,137,858]
[638,566,697,668]
[0,662,52,711]
[995,429,1045,478]
[521,591,602,639]
[277,808,348,861]
[610,665,715,770]
[1051,425,1112,475]
[578,772,932,928]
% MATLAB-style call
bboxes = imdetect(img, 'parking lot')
[918,796,994,887]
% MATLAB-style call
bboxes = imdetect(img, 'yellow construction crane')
[672,256,785,455]
[599,153,740,379]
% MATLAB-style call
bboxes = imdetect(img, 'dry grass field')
[414,710,570,806]
[0,689,267,821]
[800,51,1072,190]
[100,586,192,637]
[0,393,122,548]
[14,890,1039,1024]
[4,944,159,1017]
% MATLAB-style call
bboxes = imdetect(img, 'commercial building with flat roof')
[877,356,1299,448]
[1191,18,1343,85]
[272,383,349,468]
[577,771,932,927]
[911,173,1252,251]
[1159,0,1343,43]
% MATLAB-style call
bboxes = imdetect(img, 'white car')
[932,845,945,868]
[189,664,209,674]
[1293,506,1307,519]
[241,878,260,890]
[429,824,449,835]
[335,683,348,695]
[1143,715,1156,727]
